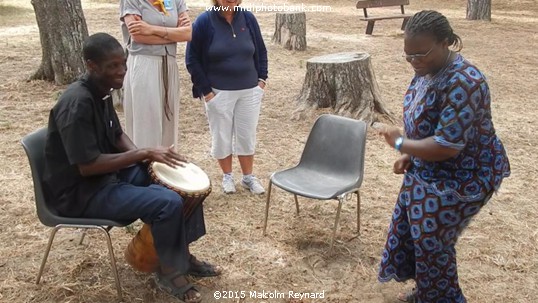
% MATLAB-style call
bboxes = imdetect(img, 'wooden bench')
[356,0,412,35]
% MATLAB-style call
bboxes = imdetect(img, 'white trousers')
[204,86,264,159]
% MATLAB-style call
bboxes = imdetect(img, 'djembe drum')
[124,162,212,273]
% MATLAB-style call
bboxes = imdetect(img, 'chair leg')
[294,194,300,215]
[263,180,273,236]
[330,197,345,252]
[356,191,361,235]
[366,21,375,35]
[96,227,122,301]
[78,230,86,245]
[36,226,61,284]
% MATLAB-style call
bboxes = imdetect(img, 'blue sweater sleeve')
[245,12,268,80]
[186,12,212,98]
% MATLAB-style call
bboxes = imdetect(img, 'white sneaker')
[222,175,236,194]
[241,176,265,195]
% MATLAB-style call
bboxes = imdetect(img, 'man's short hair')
[83,33,123,64]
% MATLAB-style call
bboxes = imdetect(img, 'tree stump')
[295,52,393,123]
[466,0,491,21]
[272,12,306,51]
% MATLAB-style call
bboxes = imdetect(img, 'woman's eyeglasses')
[403,45,435,61]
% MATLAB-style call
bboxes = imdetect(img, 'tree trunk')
[30,0,89,85]
[466,0,491,21]
[272,12,307,51]
[294,52,393,124]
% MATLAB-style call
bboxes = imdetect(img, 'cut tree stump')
[295,52,393,123]
[272,12,306,51]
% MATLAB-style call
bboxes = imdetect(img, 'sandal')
[397,288,417,303]
[155,271,202,303]
[188,255,222,277]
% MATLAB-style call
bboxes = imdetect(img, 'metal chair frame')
[264,184,362,252]
[22,128,126,301]
[36,224,122,299]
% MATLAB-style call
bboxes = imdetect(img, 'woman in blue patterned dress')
[377,10,510,303]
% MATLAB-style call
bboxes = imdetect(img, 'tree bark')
[272,12,307,51]
[295,52,393,124]
[466,0,491,21]
[30,0,89,85]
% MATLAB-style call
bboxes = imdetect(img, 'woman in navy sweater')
[186,0,268,195]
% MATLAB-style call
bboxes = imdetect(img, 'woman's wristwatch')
[394,136,404,152]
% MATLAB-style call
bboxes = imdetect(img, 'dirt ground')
[0,0,537,302]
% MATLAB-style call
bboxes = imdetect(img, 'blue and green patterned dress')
[378,54,510,303]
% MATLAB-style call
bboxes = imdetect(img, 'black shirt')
[43,74,123,217]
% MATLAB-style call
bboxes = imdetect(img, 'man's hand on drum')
[146,146,188,168]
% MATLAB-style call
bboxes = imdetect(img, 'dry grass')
[0,0,537,302]
[0,4,33,27]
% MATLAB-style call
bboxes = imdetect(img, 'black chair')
[263,115,367,251]
[21,127,130,300]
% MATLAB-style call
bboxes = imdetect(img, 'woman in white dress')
[121,0,191,149]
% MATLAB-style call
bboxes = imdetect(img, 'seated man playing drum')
[42,33,220,303]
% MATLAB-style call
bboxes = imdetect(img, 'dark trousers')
[83,164,206,273]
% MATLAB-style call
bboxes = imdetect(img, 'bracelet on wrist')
[394,136,404,152]
[258,78,267,85]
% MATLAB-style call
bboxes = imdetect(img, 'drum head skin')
[151,162,211,193]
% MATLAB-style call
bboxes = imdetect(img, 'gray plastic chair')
[263,115,367,251]
[21,127,131,301]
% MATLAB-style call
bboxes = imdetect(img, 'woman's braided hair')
[405,10,463,52]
